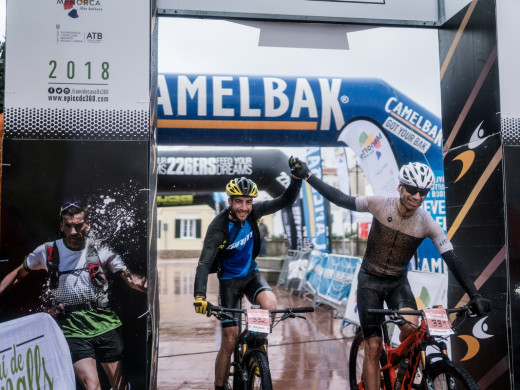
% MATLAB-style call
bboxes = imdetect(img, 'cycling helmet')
[226,177,258,198]
[398,162,435,189]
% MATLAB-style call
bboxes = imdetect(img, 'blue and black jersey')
[220,220,257,279]
[193,177,302,298]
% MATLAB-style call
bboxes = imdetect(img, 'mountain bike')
[348,305,479,390]
[199,301,314,390]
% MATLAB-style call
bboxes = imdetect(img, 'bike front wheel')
[246,350,273,390]
[422,360,479,390]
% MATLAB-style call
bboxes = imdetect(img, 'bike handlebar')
[271,307,315,314]
[201,302,314,315]
[367,306,471,317]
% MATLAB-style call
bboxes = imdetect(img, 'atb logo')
[86,32,103,43]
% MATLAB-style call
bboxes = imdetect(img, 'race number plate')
[246,309,271,333]
[423,308,454,336]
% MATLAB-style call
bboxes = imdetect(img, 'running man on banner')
[0,201,147,390]
[288,156,491,390]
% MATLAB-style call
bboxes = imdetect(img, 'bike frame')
[199,300,314,389]
[368,309,457,390]
[231,305,269,390]
[379,317,427,389]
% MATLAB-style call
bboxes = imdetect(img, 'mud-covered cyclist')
[193,176,302,390]
[288,157,491,390]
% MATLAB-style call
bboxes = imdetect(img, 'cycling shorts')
[218,270,272,328]
[357,269,417,339]
[66,327,124,364]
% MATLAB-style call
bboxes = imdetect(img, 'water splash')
[86,182,148,276]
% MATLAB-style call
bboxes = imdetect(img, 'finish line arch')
[156,73,445,270]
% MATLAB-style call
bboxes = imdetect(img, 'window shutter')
[196,219,202,238]
[175,219,181,238]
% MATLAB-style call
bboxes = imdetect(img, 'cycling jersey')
[220,220,255,279]
[306,175,452,277]
[194,177,302,298]
[356,196,452,277]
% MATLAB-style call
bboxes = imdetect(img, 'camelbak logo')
[384,97,442,148]
[157,75,347,131]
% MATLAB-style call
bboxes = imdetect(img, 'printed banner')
[343,264,361,325]
[305,251,327,294]
[2,1,154,389]
[5,0,150,140]
[316,254,361,304]
[334,147,352,224]
[337,119,400,197]
[301,147,329,253]
[0,313,75,389]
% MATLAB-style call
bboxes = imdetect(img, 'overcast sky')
[158,17,442,116]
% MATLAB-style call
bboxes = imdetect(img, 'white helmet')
[398,162,435,189]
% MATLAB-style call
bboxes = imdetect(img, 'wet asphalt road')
[156,259,357,390]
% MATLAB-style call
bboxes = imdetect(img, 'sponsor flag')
[301,147,329,253]
[213,192,228,214]
[338,119,400,197]
[334,147,352,223]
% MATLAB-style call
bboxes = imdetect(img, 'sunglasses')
[60,201,82,214]
[401,184,430,197]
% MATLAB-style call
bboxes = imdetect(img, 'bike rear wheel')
[348,330,391,389]
[246,350,273,390]
[422,360,479,390]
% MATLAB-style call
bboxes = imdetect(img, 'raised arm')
[289,156,357,210]
[253,176,303,217]
[0,264,29,296]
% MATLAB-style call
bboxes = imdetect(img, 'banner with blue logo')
[316,254,361,304]
[305,251,326,293]
[301,147,329,253]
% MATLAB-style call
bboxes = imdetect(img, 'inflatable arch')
[157,73,445,271]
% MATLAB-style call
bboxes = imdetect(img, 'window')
[175,218,202,239]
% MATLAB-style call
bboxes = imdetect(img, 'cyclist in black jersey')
[193,176,302,390]
[289,156,491,390]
